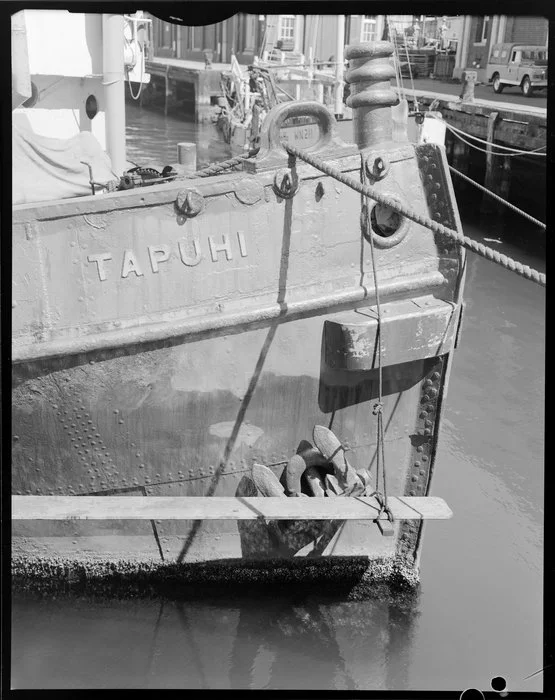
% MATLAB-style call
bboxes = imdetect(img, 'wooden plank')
[376,519,395,537]
[12,496,452,521]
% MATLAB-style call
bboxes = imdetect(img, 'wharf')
[143,56,340,120]
[399,84,546,220]
[145,57,229,120]
[144,56,546,150]
[396,84,546,151]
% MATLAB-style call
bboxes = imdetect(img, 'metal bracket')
[175,188,205,217]
[365,154,391,181]
[243,100,358,173]
[273,168,300,199]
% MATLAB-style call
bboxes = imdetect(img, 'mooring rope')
[284,145,546,288]
[449,166,546,230]
[100,153,256,192]
[187,154,253,178]
[443,120,547,158]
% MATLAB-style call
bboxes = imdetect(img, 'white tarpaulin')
[13,113,117,205]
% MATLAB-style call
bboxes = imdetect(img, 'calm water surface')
[12,102,545,692]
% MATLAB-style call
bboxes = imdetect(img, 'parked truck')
[487,43,548,97]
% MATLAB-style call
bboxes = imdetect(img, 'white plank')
[12,496,453,521]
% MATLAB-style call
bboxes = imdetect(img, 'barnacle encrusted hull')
[12,554,421,601]
[12,42,465,577]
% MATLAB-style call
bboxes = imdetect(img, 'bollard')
[203,49,213,69]
[177,143,197,173]
[344,42,398,149]
[459,70,476,103]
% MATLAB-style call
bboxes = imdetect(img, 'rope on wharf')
[449,166,546,230]
[188,154,253,178]
[284,145,546,288]
[105,153,256,190]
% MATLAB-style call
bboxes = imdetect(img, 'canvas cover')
[13,113,116,205]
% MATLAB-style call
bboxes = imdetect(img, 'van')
[486,43,548,96]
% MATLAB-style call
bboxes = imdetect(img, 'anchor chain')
[284,144,546,288]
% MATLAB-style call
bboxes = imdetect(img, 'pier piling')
[177,142,197,173]
[481,111,508,215]
[164,64,170,116]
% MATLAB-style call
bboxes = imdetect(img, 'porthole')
[365,195,409,248]
[85,94,98,120]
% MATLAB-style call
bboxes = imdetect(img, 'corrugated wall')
[506,16,548,46]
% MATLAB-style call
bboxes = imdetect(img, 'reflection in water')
[125,100,231,169]
[230,599,351,690]
[11,105,544,692]
[11,594,418,690]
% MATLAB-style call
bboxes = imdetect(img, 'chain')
[284,145,546,288]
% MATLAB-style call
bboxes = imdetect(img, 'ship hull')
[12,100,465,577]
[13,320,449,565]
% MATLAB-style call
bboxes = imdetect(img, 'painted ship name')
[86,231,248,281]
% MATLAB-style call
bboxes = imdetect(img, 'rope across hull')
[13,47,469,587]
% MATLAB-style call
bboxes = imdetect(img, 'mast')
[102,13,126,175]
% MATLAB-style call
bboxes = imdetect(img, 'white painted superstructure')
[12,11,108,149]
[12,10,150,174]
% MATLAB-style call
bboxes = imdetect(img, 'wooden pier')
[138,59,546,221]
[144,57,229,121]
[403,87,546,151]
[142,56,344,122]
[401,87,546,219]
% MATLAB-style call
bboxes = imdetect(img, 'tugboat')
[12,28,465,594]
[212,17,446,155]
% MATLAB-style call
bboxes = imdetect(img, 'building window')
[474,16,490,44]
[361,15,378,43]
[279,15,295,41]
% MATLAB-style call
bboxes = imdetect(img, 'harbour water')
[11,101,545,692]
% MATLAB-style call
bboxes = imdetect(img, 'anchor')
[240,423,385,557]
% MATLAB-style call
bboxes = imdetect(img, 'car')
[486,43,548,97]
